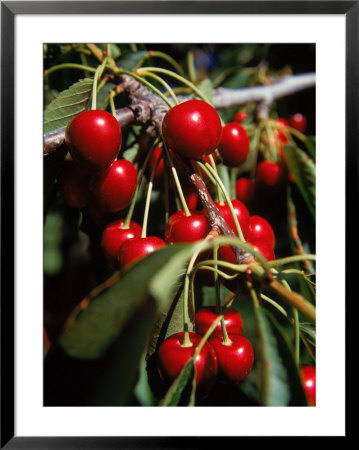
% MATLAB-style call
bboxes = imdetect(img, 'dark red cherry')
[235,177,255,205]
[276,118,290,144]
[118,236,166,269]
[246,237,275,261]
[256,161,286,187]
[156,331,218,396]
[101,219,142,269]
[164,210,210,244]
[300,365,316,406]
[92,159,137,212]
[246,215,275,249]
[65,110,122,170]
[289,113,307,133]
[218,122,250,167]
[233,111,248,123]
[195,307,244,339]
[57,158,90,208]
[215,200,250,237]
[209,334,254,384]
[162,99,222,159]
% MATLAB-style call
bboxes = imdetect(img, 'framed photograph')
[1,1,354,447]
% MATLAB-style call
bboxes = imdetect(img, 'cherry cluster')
[156,307,254,397]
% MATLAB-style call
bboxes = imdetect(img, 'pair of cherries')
[156,307,254,397]
[58,109,138,214]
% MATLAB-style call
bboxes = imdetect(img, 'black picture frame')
[1,1,354,447]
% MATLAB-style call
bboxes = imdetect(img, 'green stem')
[114,68,174,108]
[146,50,186,77]
[209,153,224,203]
[187,51,197,83]
[44,63,97,78]
[109,90,116,116]
[281,279,300,366]
[164,146,190,216]
[91,58,108,110]
[141,151,162,238]
[139,70,178,105]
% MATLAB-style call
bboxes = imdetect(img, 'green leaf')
[198,78,213,104]
[59,244,191,359]
[253,305,291,406]
[304,136,316,161]
[116,50,148,71]
[159,359,196,406]
[283,143,316,219]
[44,78,93,134]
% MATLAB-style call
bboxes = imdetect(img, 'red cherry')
[92,159,137,212]
[118,236,166,269]
[289,113,307,133]
[218,122,250,167]
[209,334,254,384]
[156,331,218,395]
[162,99,222,159]
[101,219,142,269]
[300,365,316,406]
[148,146,165,183]
[233,111,248,123]
[246,215,275,249]
[164,210,210,244]
[246,237,275,261]
[215,200,250,236]
[57,158,90,208]
[276,118,290,144]
[191,153,214,182]
[65,110,122,170]
[235,177,255,205]
[256,161,286,187]
[195,307,243,339]
[184,190,199,210]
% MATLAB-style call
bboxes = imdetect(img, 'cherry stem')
[109,90,116,116]
[139,70,178,106]
[281,279,300,366]
[123,139,160,228]
[208,153,224,203]
[145,50,186,77]
[164,145,191,216]
[187,51,197,83]
[202,162,245,241]
[193,315,224,358]
[44,63,97,78]
[91,57,108,110]
[141,149,162,238]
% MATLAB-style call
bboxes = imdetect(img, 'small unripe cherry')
[218,122,250,167]
[162,99,222,159]
[91,159,137,212]
[65,109,122,170]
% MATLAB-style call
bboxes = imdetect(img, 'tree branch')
[43,72,316,155]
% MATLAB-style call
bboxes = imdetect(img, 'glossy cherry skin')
[235,178,255,205]
[246,215,275,249]
[256,161,286,187]
[57,158,90,208]
[157,331,218,396]
[65,110,122,170]
[289,113,307,133]
[101,219,142,269]
[148,146,165,182]
[209,334,254,384]
[117,236,166,269]
[300,365,316,406]
[195,307,243,339]
[218,122,250,167]
[92,159,137,212]
[165,210,210,244]
[246,237,275,261]
[162,99,222,159]
[233,111,248,123]
[214,200,250,237]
